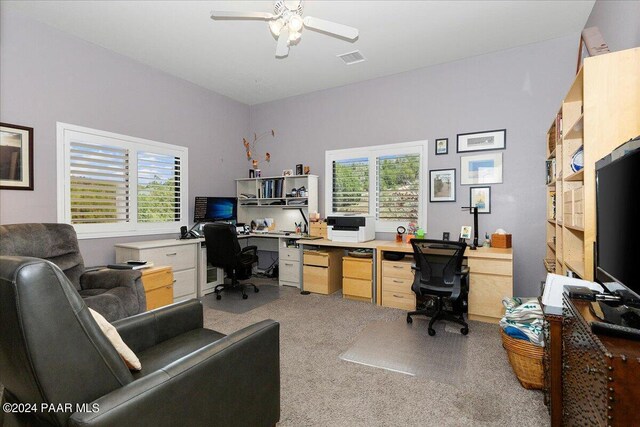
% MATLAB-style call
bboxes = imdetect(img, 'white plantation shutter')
[69,142,130,224]
[332,158,369,214]
[376,154,420,222]
[137,152,182,223]
[58,123,188,238]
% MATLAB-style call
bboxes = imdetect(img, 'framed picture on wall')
[0,122,34,190]
[429,168,456,202]
[457,129,506,153]
[460,152,502,185]
[435,138,448,155]
[470,186,491,214]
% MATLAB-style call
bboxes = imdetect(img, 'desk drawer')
[468,274,512,319]
[382,290,416,310]
[382,276,413,294]
[141,245,197,272]
[468,258,512,277]
[280,260,300,283]
[146,285,173,310]
[343,257,372,280]
[303,265,330,294]
[343,278,372,299]
[280,247,300,262]
[304,251,329,267]
[173,269,197,299]
[142,267,173,292]
[382,260,414,280]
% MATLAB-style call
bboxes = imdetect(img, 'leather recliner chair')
[0,256,281,427]
[0,223,145,321]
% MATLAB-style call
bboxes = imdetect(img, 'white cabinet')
[115,239,199,302]
[279,242,301,288]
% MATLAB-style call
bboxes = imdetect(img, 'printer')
[326,215,375,243]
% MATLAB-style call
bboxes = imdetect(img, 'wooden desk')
[376,243,513,323]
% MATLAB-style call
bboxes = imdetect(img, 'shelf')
[564,259,585,279]
[557,220,563,226]
[565,224,584,232]
[236,174,318,182]
[564,114,584,139]
[564,169,584,181]
[547,179,556,186]
[543,258,556,273]
[547,219,556,224]
[547,148,556,160]
[547,242,556,252]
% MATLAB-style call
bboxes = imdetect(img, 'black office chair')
[406,239,470,336]
[203,223,259,300]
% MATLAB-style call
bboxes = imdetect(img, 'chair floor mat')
[339,317,468,386]
[201,281,281,314]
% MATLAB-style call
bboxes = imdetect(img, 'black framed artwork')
[435,138,448,155]
[470,186,491,214]
[457,129,506,153]
[0,122,34,190]
[429,168,456,202]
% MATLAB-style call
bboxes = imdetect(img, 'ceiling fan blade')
[210,10,274,20]
[275,27,290,58]
[303,16,358,40]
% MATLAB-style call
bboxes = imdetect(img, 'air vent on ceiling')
[337,50,366,65]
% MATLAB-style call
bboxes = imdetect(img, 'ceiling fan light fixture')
[288,15,303,32]
[288,31,301,42]
[269,18,284,36]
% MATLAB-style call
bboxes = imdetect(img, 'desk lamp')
[461,206,479,250]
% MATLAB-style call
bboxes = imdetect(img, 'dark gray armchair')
[0,256,281,427]
[0,223,145,321]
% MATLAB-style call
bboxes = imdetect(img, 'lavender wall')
[0,8,249,266]
[249,35,580,296]
[585,0,640,52]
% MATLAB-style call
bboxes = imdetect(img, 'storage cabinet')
[381,259,415,310]
[302,249,342,295]
[310,222,327,239]
[544,47,640,280]
[115,239,198,302]
[141,266,173,310]
[467,256,513,322]
[342,256,372,302]
[279,243,301,287]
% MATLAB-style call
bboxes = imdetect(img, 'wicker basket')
[501,330,544,390]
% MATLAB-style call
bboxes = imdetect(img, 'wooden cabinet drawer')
[173,269,197,299]
[468,258,512,277]
[141,245,197,272]
[146,285,173,310]
[141,267,173,292]
[304,251,329,267]
[382,276,413,294]
[303,265,329,294]
[343,257,372,280]
[343,277,372,299]
[280,260,300,283]
[468,274,512,319]
[280,247,300,262]
[382,290,416,310]
[382,260,414,280]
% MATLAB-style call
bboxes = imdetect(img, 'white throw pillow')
[89,308,142,371]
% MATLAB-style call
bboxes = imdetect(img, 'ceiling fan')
[210,0,359,58]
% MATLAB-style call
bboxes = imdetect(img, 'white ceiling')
[4,1,595,105]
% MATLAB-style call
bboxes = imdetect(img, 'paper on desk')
[541,273,603,309]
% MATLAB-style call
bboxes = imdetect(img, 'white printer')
[326,215,375,243]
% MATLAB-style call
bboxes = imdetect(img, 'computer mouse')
[285,232,290,236]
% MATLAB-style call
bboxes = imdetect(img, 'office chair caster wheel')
[216,294,221,300]
[460,327,469,335]
[242,294,248,300]
[255,288,259,293]
[406,315,413,324]
[428,328,436,336]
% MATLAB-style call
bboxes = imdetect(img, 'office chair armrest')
[68,320,280,427]
[411,264,420,271]
[113,300,204,353]
[241,245,258,255]
[456,266,470,276]
[80,268,142,291]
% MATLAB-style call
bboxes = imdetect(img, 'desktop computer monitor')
[194,196,237,223]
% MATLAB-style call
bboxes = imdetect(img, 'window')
[325,141,427,232]
[57,123,188,238]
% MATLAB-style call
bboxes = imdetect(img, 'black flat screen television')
[595,138,640,301]
[194,196,237,223]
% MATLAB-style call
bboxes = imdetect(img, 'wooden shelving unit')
[543,47,640,280]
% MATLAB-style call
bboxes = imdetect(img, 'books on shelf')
[545,158,557,184]
[258,178,284,199]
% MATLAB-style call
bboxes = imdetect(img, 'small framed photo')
[470,186,491,214]
[1,122,34,190]
[249,169,255,178]
[442,232,450,241]
[295,164,303,175]
[435,138,448,155]
[457,129,506,153]
[460,152,502,185]
[282,169,293,177]
[429,168,456,202]
[460,226,472,240]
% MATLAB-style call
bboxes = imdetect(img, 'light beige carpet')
[204,280,548,426]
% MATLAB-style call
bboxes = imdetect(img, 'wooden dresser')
[141,266,173,310]
[553,295,640,426]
